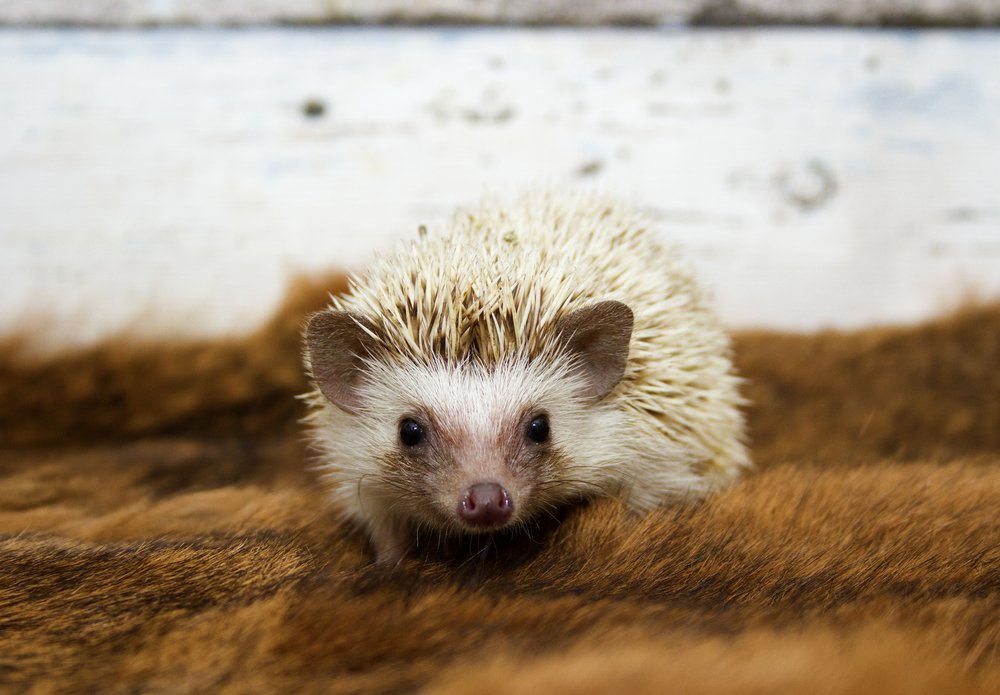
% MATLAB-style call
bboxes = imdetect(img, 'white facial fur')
[307,351,711,553]
[312,356,593,529]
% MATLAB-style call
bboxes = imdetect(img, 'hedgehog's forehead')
[363,357,577,428]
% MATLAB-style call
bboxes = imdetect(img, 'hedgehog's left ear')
[305,309,379,413]
[555,300,634,401]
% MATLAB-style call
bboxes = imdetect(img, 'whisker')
[457,538,492,570]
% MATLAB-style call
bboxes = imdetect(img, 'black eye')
[399,419,425,447]
[526,414,549,443]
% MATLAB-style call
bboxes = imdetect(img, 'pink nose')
[458,482,513,528]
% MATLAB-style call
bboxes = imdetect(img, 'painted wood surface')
[1,28,998,351]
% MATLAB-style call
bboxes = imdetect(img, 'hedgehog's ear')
[555,300,634,401]
[305,310,378,413]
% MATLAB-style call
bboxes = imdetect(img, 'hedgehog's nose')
[458,482,513,528]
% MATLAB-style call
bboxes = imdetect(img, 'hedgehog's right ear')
[305,310,378,413]
[555,300,634,402]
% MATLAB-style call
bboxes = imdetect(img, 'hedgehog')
[303,192,749,564]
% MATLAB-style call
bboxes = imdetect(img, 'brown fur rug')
[1,275,998,694]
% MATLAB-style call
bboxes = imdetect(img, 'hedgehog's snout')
[457,482,513,528]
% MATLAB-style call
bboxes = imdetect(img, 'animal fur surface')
[303,194,748,562]
[1,275,999,693]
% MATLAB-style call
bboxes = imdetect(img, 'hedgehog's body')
[304,193,749,564]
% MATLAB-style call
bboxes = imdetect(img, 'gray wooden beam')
[2,1,1000,28]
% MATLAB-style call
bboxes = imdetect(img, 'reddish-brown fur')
[1,275,997,693]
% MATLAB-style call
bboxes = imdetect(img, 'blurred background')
[1,1,998,353]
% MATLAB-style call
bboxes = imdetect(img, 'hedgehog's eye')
[526,414,549,443]
[399,419,425,447]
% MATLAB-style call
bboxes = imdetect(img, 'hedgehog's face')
[306,301,633,547]
[354,358,592,534]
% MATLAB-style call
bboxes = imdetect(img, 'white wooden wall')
[1,28,998,351]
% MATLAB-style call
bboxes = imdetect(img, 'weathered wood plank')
[1,28,998,350]
[2,1,1000,27]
